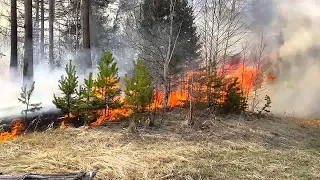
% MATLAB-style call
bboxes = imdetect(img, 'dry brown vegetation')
[1,109,320,180]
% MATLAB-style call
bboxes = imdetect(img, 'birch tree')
[125,0,200,109]
[199,0,248,106]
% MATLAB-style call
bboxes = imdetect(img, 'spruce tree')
[53,60,79,118]
[18,81,42,121]
[95,51,121,116]
[221,78,248,114]
[141,0,200,70]
[125,57,153,112]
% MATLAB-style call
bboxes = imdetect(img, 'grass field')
[0,109,320,179]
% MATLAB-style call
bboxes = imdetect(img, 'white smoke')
[0,51,128,119]
[0,55,93,118]
[265,0,320,117]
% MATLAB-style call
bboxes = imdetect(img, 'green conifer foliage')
[125,57,153,113]
[18,81,42,121]
[141,0,200,68]
[221,78,248,114]
[75,72,101,124]
[52,60,79,118]
[95,51,121,115]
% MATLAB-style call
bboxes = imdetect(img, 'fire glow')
[0,119,24,143]
[0,60,273,142]
[59,61,270,128]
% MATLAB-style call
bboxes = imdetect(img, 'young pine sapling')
[95,51,121,117]
[52,60,78,119]
[125,57,153,128]
[75,72,100,125]
[258,95,272,117]
[18,81,42,122]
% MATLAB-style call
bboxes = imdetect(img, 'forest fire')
[90,82,133,126]
[0,119,24,143]
[56,60,271,128]
[151,62,264,109]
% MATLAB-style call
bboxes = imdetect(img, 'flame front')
[0,119,24,143]
[57,60,271,127]
[150,61,266,109]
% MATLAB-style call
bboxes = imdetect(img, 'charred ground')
[0,108,320,179]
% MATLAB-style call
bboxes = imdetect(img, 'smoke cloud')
[0,50,128,119]
[263,0,320,117]
[0,55,91,118]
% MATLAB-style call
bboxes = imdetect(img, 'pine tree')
[53,60,79,118]
[74,72,100,124]
[95,51,121,116]
[18,81,42,121]
[125,57,153,112]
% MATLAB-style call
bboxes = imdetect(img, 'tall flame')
[0,119,24,143]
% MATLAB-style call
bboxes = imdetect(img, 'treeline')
[4,0,272,124]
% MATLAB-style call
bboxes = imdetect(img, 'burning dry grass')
[0,110,320,179]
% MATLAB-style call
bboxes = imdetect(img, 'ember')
[0,119,24,143]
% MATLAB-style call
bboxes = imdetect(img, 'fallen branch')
[0,171,96,180]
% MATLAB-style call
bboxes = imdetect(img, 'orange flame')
[58,113,76,129]
[150,60,267,109]
[267,72,276,82]
[90,79,133,126]
[58,59,271,127]
[0,119,24,143]
[91,107,132,126]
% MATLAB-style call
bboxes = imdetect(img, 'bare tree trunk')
[40,0,44,62]
[10,0,18,75]
[49,0,55,69]
[189,74,194,125]
[203,0,209,105]
[34,0,40,65]
[163,0,175,109]
[23,0,33,82]
[81,0,91,68]
[163,67,169,109]
[251,33,267,112]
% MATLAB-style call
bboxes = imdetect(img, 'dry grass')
[1,109,320,179]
